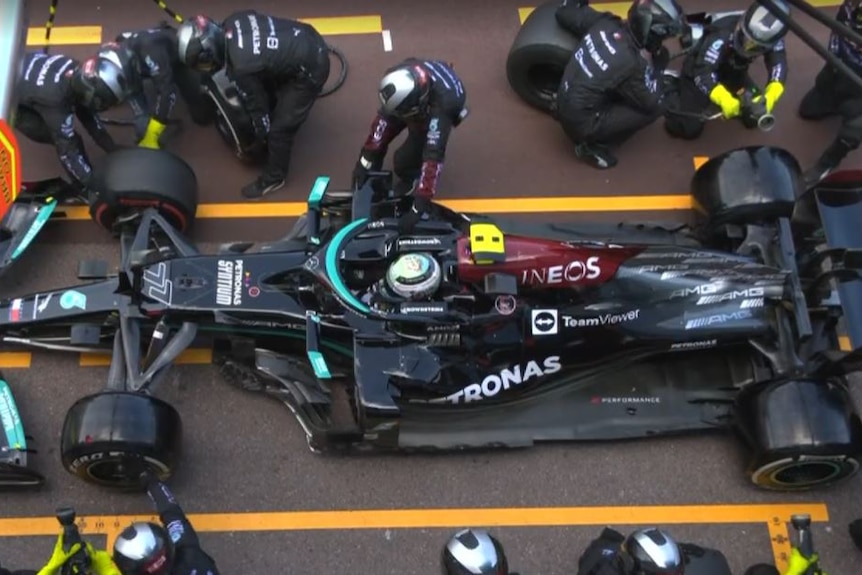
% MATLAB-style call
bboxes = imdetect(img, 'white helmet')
[378,63,431,117]
[385,252,442,300]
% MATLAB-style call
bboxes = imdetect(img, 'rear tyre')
[88,148,198,234]
[505,1,577,113]
[60,391,183,489]
[734,378,862,490]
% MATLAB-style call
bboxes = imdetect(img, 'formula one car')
[1,145,861,492]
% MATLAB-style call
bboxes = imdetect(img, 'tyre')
[60,391,183,489]
[734,377,862,490]
[691,146,804,239]
[506,1,578,113]
[88,148,198,234]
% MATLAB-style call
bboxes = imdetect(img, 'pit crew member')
[177,11,331,199]
[352,58,468,233]
[14,51,128,190]
[442,528,511,575]
[663,0,789,139]
[798,0,862,186]
[554,0,685,170]
[111,23,216,149]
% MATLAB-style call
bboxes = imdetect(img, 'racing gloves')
[399,195,432,234]
[353,154,374,189]
[36,534,82,575]
[709,84,741,119]
[138,117,167,150]
[763,81,785,114]
[782,548,824,575]
[37,534,122,575]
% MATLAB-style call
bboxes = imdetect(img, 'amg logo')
[216,259,244,306]
[685,310,753,329]
[670,283,724,299]
[563,309,640,328]
[696,288,765,305]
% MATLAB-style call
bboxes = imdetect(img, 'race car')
[0,144,861,492]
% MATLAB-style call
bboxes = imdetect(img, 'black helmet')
[620,528,684,575]
[442,528,509,575]
[177,14,225,72]
[378,62,432,118]
[70,44,137,112]
[113,522,175,575]
[627,0,686,51]
[733,0,790,58]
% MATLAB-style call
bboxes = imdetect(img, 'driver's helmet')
[733,0,790,58]
[621,528,684,575]
[378,63,432,118]
[385,252,442,300]
[177,14,226,72]
[627,0,686,52]
[70,43,137,112]
[442,528,509,575]
[112,522,175,575]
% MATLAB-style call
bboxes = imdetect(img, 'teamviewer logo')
[531,309,558,336]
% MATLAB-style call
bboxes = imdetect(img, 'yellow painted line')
[0,504,829,563]
[693,156,710,171]
[26,26,102,46]
[299,15,382,35]
[79,348,212,367]
[767,517,793,574]
[0,352,32,369]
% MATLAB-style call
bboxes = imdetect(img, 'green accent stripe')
[324,218,371,314]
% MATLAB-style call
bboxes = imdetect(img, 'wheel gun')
[56,507,91,575]
[790,513,820,575]
[739,87,775,132]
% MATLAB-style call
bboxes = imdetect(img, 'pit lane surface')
[2,0,862,573]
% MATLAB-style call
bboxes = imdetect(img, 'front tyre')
[60,391,183,489]
[749,454,860,490]
[88,148,199,234]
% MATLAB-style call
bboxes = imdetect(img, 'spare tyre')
[506,1,578,114]
[88,148,199,234]
[60,391,183,489]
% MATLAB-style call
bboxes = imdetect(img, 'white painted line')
[382,29,393,52]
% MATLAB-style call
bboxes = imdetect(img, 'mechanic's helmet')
[627,0,686,51]
[621,528,684,575]
[113,522,175,575]
[442,528,509,575]
[733,0,790,58]
[70,45,136,112]
[378,63,432,118]
[385,252,442,300]
[177,14,225,72]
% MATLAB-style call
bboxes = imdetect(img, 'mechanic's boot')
[803,136,857,189]
[575,142,618,169]
[242,172,286,200]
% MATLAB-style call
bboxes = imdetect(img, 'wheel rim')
[755,455,859,488]
[86,458,135,484]
[528,64,564,102]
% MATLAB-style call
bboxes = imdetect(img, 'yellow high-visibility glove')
[764,81,785,114]
[36,534,84,575]
[138,117,167,150]
[783,548,822,575]
[709,84,741,119]
[86,544,122,575]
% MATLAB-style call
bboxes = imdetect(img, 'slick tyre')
[506,0,578,113]
[735,378,862,491]
[88,148,198,234]
[204,69,266,164]
[60,391,183,489]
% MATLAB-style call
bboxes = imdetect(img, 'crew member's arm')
[36,104,99,187]
[617,61,664,116]
[353,113,406,187]
[688,35,741,118]
[230,71,271,142]
[762,40,788,113]
[416,103,455,201]
[137,44,178,148]
[74,105,117,153]
[555,0,609,38]
[144,474,202,549]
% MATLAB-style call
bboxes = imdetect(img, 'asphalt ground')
[1,0,861,573]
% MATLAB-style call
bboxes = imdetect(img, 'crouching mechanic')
[14,51,130,192]
[110,22,216,149]
[352,58,467,232]
[664,0,789,139]
[798,0,862,186]
[177,11,331,199]
[111,468,220,574]
[554,0,686,169]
